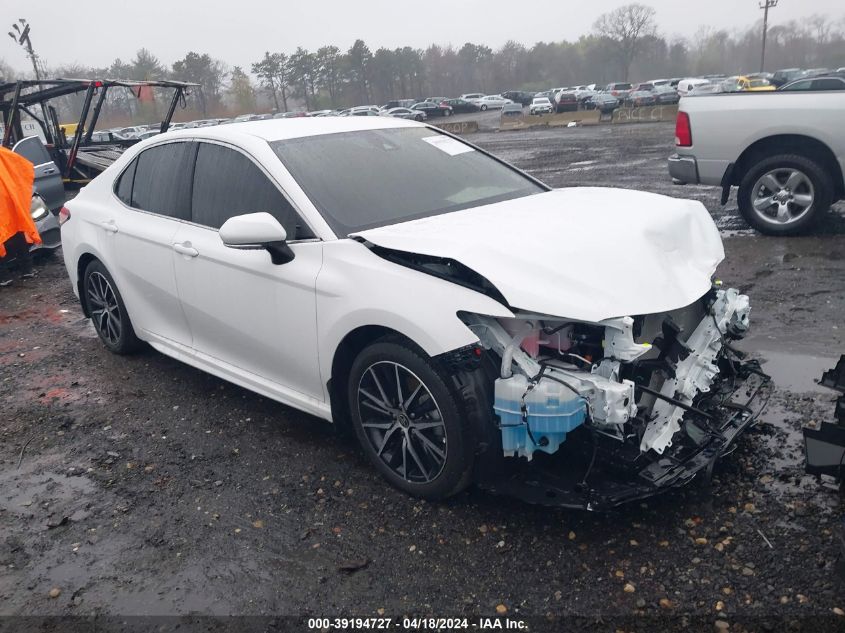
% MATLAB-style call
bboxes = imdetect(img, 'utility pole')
[8,19,42,81]
[759,0,778,72]
[8,19,52,142]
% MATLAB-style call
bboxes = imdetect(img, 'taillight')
[58,206,71,225]
[675,111,692,147]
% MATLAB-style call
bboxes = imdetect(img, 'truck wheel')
[347,340,475,500]
[737,154,833,235]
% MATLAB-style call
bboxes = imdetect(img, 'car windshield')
[271,127,545,236]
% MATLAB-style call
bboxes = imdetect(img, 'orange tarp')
[0,147,40,257]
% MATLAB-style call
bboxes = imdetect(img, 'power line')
[759,0,779,72]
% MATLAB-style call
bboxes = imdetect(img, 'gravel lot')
[1,120,844,631]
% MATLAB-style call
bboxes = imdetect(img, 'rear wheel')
[737,153,833,235]
[83,260,142,354]
[480,104,488,111]
[347,340,475,499]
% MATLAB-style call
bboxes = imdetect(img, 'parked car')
[5,136,64,262]
[677,78,710,96]
[385,107,426,121]
[721,76,774,92]
[309,110,336,117]
[686,83,723,96]
[553,90,578,113]
[59,116,763,509]
[411,102,453,117]
[633,83,655,92]
[584,93,620,112]
[501,91,536,106]
[625,90,656,107]
[529,96,553,115]
[653,85,680,105]
[770,68,806,87]
[780,75,845,91]
[476,95,514,111]
[460,93,485,103]
[605,82,633,100]
[668,90,845,234]
[441,98,479,114]
[382,99,416,110]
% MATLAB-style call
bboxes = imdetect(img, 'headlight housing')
[31,195,49,221]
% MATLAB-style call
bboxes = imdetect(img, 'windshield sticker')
[421,135,475,156]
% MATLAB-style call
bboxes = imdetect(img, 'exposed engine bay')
[458,284,770,510]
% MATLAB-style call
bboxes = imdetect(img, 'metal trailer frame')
[0,78,199,183]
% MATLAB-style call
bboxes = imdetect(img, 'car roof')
[159,116,419,143]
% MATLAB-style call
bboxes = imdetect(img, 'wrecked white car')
[60,117,768,509]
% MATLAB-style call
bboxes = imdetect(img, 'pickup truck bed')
[668,91,845,235]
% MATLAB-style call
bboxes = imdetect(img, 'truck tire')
[737,153,833,235]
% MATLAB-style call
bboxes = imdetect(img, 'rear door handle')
[172,242,199,257]
[99,220,118,233]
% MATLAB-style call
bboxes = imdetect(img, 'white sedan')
[529,97,553,115]
[59,117,764,508]
[476,95,515,110]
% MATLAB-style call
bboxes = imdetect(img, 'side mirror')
[219,212,294,265]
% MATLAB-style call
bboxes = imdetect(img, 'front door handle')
[99,220,118,233]
[172,242,199,258]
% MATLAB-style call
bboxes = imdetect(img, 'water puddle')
[755,349,839,394]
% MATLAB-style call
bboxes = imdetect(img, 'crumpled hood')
[352,187,724,322]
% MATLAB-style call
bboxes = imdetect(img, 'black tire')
[347,340,475,500]
[480,104,487,111]
[83,259,143,354]
[443,108,451,117]
[737,153,833,236]
[414,114,424,122]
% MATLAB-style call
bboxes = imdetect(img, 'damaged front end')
[461,284,770,510]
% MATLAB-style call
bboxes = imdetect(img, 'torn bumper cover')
[463,286,772,511]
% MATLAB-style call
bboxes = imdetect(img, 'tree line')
[3,3,844,121]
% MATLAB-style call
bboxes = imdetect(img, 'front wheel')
[480,104,487,111]
[347,340,475,500]
[737,153,833,235]
[443,109,451,117]
[83,260,143,354]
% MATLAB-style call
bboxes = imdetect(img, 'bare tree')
[593,3,657,80]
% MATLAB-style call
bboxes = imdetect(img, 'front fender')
[317,240,513,396]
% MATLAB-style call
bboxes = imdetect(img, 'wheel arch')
[730,134,844,198]
[76,252,102,317]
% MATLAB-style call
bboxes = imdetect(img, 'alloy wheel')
[356,361,447,484]
[751,168,815,225]
[87,271,122,346]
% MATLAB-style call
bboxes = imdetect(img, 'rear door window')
[130,142,195,220]
[812,78,845,90]
[191,142,313,239]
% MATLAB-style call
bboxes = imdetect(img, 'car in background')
[553,89,578,113]
[534,90,555,102]
[460,93,485,103]
[136,130,160,141]
[501,91,536,106]
[583,93,620,112]
[770,68,806,87]
[653,85,680,105]
[232,114,257,123]
[605,82,633,100]
[442,98,480,113]
[677,78,710,96]
[721,76,775,92]
[650,79,671,87]
[572,85,597,104]
[382,99,416,110]
[625,90,656,107]
[633,83,655,92]
[529,96,553,115]
[411,101,453,117]
[309,110,336,117]
[779,75,845,91]
[5,137,64,262]
[687,83,723,96]
[385,107,426,121]
[274,112,310,119]
[476,95,514,111]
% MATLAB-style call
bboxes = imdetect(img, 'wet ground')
[1,121,844,631]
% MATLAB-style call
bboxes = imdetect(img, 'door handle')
[172,242,199,257]
[43,167,56,175]
[99,220,118,233]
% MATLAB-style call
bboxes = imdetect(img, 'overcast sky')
[4,0,843,72]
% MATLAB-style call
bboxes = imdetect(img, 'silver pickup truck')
[668,92,845,235]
